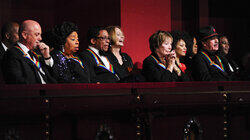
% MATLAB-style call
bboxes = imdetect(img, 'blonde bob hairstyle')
[106,26,124,46]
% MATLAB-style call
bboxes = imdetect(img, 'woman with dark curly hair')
[43,22,91,83]
[182,33,198,80]
[171,30,191,81]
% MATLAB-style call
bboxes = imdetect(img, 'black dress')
[107,51,134,81]
[51,50,91,83]
[174,61,191,82]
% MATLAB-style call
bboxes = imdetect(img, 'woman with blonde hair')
[106,26,134,82]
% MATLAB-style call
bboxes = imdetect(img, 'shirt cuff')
[45,57,54,67]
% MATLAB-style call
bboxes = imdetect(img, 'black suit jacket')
[2,46,56,84]
[0,43,6,84]
[79,49,119,83]
[191,50,231,81]
[142,53,178,82]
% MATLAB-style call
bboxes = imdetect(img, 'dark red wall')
[1,0,250,66]
[0,0,121,51]
[121,0,172,63]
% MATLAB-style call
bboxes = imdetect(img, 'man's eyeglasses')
[96,36,111,41]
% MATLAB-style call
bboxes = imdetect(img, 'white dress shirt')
[1,42,8,51]
[88,46,110,69]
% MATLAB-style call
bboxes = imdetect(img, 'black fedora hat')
[198,26,218,41]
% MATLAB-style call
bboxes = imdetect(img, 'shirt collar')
[1,42,8,51]
[89,46,101,56]
[17,42,30,54]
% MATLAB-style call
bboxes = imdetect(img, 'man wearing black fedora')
[191,26,231,81]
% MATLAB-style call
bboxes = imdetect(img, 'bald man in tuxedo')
[2,20,56,84]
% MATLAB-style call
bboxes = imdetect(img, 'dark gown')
[107,51,134,82]
[191,49,231,81]
[51,50,91,83]
[142,53,188,82]
[175,61,191,81]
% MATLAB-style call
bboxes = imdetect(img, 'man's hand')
[38,42,51,58]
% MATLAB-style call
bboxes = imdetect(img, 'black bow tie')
[99,50,107,56]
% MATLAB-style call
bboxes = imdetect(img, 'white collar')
[17,42,30,54]
[1,42,8,51]
[89,46,101,57]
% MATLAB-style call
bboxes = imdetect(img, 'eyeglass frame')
[95,36,111,41]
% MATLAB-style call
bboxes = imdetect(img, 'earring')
[62,45,65,52]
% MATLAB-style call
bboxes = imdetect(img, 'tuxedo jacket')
[142,53,179,82]
[0,43,5,61]
[2,46,56,84]
[0,43,5,84]
[191,49,231,81]
[79,49,119,83]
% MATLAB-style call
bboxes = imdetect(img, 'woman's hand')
[166,50,176,72]
[173,65,182,76]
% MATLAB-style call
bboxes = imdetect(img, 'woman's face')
[192,37,198,55]
[175,39,187,58]
[64,31,79,55]
[114,27,124,47]
[156,36,172,57]
[220,37,230,54]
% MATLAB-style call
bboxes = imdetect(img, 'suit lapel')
[0,44,5,59]
[202,54,228,77]
[14,46,41,73]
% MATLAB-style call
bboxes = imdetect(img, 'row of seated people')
[0,20,247,84]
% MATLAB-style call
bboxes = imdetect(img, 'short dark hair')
[1,22,18,40]
[86,26,106,45]
[185,32,197,57]
[149,30,172,53]
[42,21,78,50]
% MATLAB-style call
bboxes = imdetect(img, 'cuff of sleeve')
[45,57,54,67]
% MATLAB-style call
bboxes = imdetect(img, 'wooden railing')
[1,81,250,140]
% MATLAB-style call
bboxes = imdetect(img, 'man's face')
[202,37,219,51]
[220,37,230,55]
[23,24,42,50]
[94,30,110,52]
[9,24,19,45]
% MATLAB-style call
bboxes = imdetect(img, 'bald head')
[19,20,42,50]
